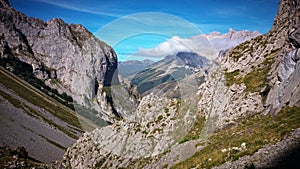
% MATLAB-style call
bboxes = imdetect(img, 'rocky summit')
[0,0,124,123]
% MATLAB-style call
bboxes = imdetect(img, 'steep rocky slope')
[198,0,300,129]
[0,61,100,162]
[63,0,300,168]
[0,0,122,124]
[0,0,126,164]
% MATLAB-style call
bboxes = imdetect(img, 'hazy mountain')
[135,29,260,60]
[202,28,261,51]
[130,52,209,96]
[128,30,260,97]
[118,59,154,78]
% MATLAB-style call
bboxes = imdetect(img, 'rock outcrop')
[0,0,121,123]
[198,0,300,129]
[63,93,201,168]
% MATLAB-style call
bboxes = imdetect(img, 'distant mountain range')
[130,52,208,96]
[118,59,154,78]
[203,28,261,51]
[119,29,260,80]
[125,29,260,96]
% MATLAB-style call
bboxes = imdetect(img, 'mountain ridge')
[0,0,125,124]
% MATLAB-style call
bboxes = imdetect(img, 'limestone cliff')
[0,0,120,123]
[198,0,300,129]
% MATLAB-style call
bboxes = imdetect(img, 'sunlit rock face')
[0,0,122,123]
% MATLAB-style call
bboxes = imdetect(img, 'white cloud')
[135,35,219,60]
[134,29,260,60]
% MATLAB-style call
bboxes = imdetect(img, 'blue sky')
[10,0,280,61]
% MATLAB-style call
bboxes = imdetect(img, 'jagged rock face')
[0,0,120,122]
[198,0,300,129]
[63,93,200,168]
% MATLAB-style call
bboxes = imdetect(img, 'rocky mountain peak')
[0,0,10,8]
[202,28,260,41]
[0,0,122,123]
[198,0,300,130]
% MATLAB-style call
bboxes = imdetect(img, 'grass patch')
[95,157,106,168]
[0,57,74,110]
[228,41,251,61]
[0,85,79,139]
[171,106,300,169]
[224,48,280,101]
[0,68,99,136]
[243,67,269,93]
[0,69,82,129]
[224,70,241,87]
[179,114,206,144]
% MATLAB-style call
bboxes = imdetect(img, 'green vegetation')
[179,114,206,144]
[0,68,98,136]
[0,69,80,128]
[224,70,241,87]
[157,115,164,122]
[224,48,281,101]
[171,106,300,169]
[74,104,109,128]
[0,88,78,139]
[95,158,106,168]
[228,41,252,61]
[244,163,256,169]
[243,66,269,93]
[0,56,74,110]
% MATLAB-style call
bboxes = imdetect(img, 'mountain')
[0,0,121,163]
[130,52,208,97]
[63,0,300,168]
[118,59,154,78]
[0,0,126,124]
[128,30,259,97]
[202,28,261,51]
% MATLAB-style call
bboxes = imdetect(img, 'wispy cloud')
[33,0,124,18]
